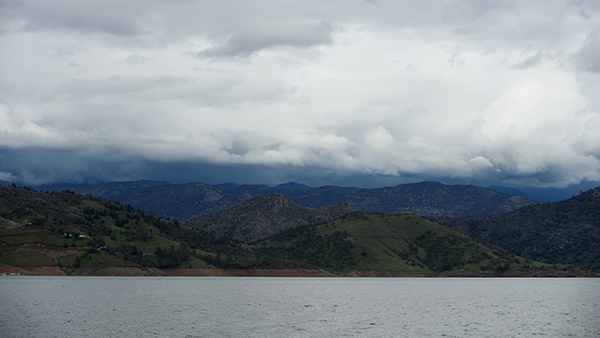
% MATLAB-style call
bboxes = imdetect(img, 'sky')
[1,0,600,199]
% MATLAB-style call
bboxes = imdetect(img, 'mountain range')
[2,180,599,276]
[72,180,536,222]
[4,184,593,276]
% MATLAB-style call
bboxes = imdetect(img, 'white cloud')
[0,171,18,182]
[364,126,396,152]
[1,0,599,188]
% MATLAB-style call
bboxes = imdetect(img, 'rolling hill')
[0,185,284,274]
[1,184,592,276]
[254,212,579,275]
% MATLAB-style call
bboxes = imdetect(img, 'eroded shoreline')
[2,265,598,277]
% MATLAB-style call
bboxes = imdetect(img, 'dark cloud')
[3,146,596,202]
[450,0,516,20]
[0,147,134,185]
[125,54,152,65]
[573,30,600,73]
[2,0,142,36]
[511,50,543,69]
[2,0,600,195]
[363,0,382,7]
[198,21,336,59]
[0,145,386,187]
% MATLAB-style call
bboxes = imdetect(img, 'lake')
[1,277,599,337]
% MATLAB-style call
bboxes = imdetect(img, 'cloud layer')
[1,0,600,189]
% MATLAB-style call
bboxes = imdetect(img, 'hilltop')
[187,193,354,242]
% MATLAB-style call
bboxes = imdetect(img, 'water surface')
[1,277,599,337]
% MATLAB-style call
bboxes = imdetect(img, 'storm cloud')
[1,0,600,192]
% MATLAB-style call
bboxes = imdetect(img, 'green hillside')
[1,185,588,276]
[438,187,600,271]
[0,185,289,272]
[255,212,568,273]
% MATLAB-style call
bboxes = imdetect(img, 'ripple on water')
[1,277,599,337]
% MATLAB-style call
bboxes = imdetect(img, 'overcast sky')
[1,0,600,194]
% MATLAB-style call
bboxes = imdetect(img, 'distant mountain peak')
[212,182,239,187]
[274,182,313,190]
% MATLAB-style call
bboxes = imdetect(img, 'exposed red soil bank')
[335,270,435,277]
[2,265,598,277]
[163,268,338,277]
[0,265,66,276]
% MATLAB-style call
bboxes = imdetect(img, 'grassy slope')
[258,212,565,272]
[0,185,200,270]
[0,185,311,271]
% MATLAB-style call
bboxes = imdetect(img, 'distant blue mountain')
[487,186,528,197]
[0,180,104,192]
[212,182,239,187]
[73,180,536,222]
[488,181,600,202]
[274,182,313,190]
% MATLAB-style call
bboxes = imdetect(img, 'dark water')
[1,277,599,337]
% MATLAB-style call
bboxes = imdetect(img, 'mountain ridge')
[72,180,536,222]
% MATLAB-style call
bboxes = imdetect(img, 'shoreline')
[2,265,598,277]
